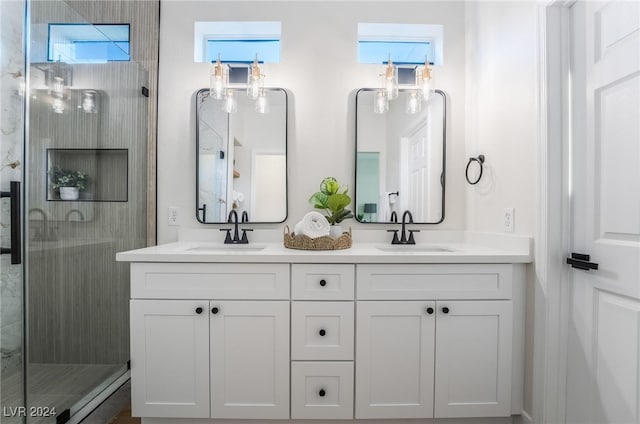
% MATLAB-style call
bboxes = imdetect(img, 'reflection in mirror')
[355,89,445,224]
[196,88,287,223]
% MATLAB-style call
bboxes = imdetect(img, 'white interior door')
[565,2,640,423]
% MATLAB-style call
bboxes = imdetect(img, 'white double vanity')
[117,234,531,424]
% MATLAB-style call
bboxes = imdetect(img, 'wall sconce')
[207,54,269,113]
[80,90,98,114]
[247,55,265,100]
[210,54,228,100]
[373,89,389,114]
[373,54,435,114]
[380,55,398,101]
[45,62,72,99]
[223,88,237,113]
[405,91,421,114]
[255,88,269,114]
[51,98,65,114]
[417,56,433,101]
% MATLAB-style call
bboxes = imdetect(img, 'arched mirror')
[196,88,287,223]
[355,89,446,223]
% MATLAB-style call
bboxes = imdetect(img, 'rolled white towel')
[294,212,330,238]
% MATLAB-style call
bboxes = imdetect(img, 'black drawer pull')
[319,279,327,287]
[442,307,449,314]
[426,307,434,315]
[211,307,219,314]
[319,329,326,337]
[318,389,326,397]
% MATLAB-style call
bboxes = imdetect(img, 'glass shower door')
[24,1,149,422]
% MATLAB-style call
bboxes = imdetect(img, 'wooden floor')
[1,363,124,423]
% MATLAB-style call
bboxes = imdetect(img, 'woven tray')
[283,225,352,250]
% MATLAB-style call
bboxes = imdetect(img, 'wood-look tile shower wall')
[27,0,158,364]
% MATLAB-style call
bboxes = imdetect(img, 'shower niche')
[47,148,128,202]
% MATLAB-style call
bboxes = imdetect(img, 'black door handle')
[566,253,598,270]
[1,181,21,264]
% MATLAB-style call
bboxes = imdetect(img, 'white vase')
[330,225,344,238]
[59,187,79,200]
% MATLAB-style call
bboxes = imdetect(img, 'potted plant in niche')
[50,166,88,200]
[309,177,354,237]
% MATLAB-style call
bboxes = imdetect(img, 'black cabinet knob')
[195,307,203,314]
[318,389,326,397]
[426,307,434,315]
[442,307,450,314]
[319,279,327,287]
[211,307,219,314]
[319,329,326,336]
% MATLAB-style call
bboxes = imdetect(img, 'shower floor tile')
[1,363,124,424]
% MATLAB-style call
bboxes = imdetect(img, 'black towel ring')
[465,155,485,185]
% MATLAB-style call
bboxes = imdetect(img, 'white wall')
[464,1,539,237]
[464,2,540,419]
[157,0,467,243]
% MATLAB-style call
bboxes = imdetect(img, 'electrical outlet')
[504,208,515,233]
[168,207,179,226]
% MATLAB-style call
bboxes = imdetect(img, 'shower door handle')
[1,181,21,264]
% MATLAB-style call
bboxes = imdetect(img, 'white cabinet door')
[130,300,210,418]
[210,301,290,419]
[355,301,435,419]
[434,300,513,418]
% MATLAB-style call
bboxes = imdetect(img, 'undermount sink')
[375,245,454,253]
[186,244,266,253]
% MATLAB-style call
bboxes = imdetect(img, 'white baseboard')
[143,417,520,424]
[518,410,534,424]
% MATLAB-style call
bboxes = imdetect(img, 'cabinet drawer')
[131,263,290,299]
[291,264,354,300]
[357,264,512,300]
[291,361,354,420]
[291,302,354,360]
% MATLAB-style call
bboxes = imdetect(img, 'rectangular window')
[206,39,280,63]
[359,40,432,65]
[358,23,443,66]
[194,21,281,63]
[48,24,130,63]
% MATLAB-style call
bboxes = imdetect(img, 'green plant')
[50,166,88,191]
[309,177,354,225]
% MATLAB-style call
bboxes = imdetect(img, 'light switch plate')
[168,207,179,226]
[503,208,515,233]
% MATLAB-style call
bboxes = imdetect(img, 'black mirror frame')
[353,88,446,224]
[195,87,289,224]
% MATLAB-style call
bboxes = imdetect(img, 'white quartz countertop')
[116,238,532,264]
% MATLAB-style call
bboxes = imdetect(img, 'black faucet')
[389,211,398,223]
[220,210,252,244]
[387,210,420,244]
